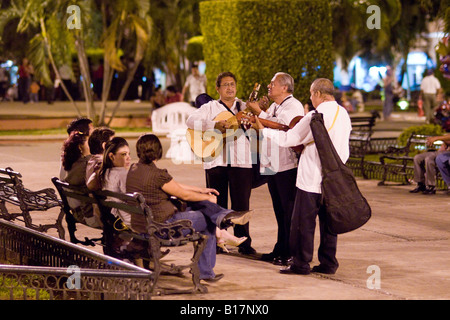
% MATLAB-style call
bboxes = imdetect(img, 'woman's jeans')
[166,200,231,279]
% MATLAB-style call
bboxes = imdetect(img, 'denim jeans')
[166,200,231,279]
[436,151,450,186]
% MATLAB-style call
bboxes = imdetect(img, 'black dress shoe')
[201,273,224,282]
[410,184,426,193]
[260,252,277,262]
[279,265,310,275]
[422,186,436,194]
[273,257,293,266]
[238,246,257,255]
[311,265,337,275]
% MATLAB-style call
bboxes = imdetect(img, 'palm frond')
[27,33,52,86]
[102,16,125,71]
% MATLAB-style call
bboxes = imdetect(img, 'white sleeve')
[186,101,217,131]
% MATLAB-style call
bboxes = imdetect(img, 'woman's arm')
[176,182,219,196]
[86,172,101,191]
[162,179,217,203]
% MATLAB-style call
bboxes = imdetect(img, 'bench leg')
[190,235,208,294]
[64,213,97,246]
[0,200,12,219]
[55,208,66,240]
[378,157,388,186]
[148,236,163,295]
[147,235,208,295]
[360,158,368,179]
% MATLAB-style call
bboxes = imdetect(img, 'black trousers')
[290,188,338,272]
[205,165,253,248]
[267,168,297,259]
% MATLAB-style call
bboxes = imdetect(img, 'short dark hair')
[136,134,163,164]
[88,127,115,155]
[67,118,92,135]
[215,71,236,88]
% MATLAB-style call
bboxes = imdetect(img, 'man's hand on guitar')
[246,101,261,116]
[214,120,230,133]
[253,116,265,130]
[258,96,270,111]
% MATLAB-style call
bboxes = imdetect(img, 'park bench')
[51,177,104,246]
[348,131,373,179]
[92,188,208,295]
[350,110,380,133]
[0,167,65,238]
[378,133,443,186]
[52,177,208,295]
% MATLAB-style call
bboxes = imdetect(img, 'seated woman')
[87,137,143,260]
[126,134,251,282]
[61,130,101,228]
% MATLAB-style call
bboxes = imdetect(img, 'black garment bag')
[310,110,371,234]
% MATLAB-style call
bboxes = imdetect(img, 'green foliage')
[199,0,333,103]
[186,36,204,62]
[397,124,445,146]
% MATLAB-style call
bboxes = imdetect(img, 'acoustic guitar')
[186,83,304,160]
[237,112,305,153]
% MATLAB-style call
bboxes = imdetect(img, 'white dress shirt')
[183,74,207,102]
[258,95,304,173]
[262,100,352,193]
[420,75,441,94]
[186,98,252,170]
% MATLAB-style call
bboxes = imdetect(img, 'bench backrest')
[350,111,379,132]
[0,168,21,201]
[349,131,372,158]
[93,189,199,246]
[92,189,151,235]
[51,177,96,224]
[405,134,442,154]
[0,167,22,188]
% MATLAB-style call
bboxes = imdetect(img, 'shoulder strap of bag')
[306,105,339,146]
[310,107,344,174]
[219,100,241,115]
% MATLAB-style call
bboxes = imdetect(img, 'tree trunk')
[74,35,96,123]
[106,59,141,127]
[40,18,82,117]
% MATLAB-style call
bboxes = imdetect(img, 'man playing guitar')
[186,71,257,256]
[246,72,304,266]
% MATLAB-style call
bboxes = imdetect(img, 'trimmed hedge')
[200,0,333,104]
[186,36,204,62]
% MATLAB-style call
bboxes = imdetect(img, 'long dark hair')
[98,137,129,185]
[136,134,162,164]
[61,131,88,171]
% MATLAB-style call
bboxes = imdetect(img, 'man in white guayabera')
[187,71,262,256]
[246,72,304,266]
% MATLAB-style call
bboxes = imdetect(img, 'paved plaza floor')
[0,136,449,302]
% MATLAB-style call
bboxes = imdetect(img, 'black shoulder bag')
[310,109,371,234]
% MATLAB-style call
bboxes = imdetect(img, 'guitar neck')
[258,118,290,131]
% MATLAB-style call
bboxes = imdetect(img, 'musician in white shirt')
[247,72,304,265]
[255,78,352,275]
[420,69,442,123]
[186,71,256,255]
